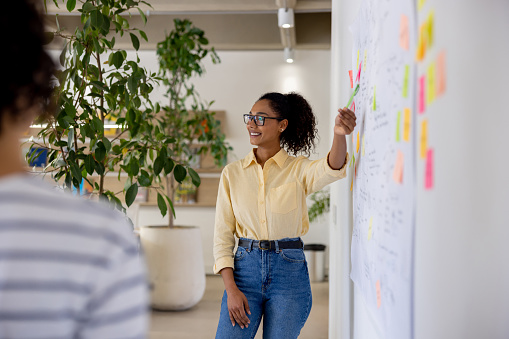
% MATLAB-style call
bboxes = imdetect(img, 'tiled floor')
[149,275,329,339]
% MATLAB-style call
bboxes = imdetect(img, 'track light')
[278,8,295,28]
[284,48,294,63]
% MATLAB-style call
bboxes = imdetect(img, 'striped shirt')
[0,174,149,339]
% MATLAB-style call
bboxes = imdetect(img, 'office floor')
[149,275,329,339]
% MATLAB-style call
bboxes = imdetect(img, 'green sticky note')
[373,86,376,110]
[347,84,360,108]
[403,65,409,98]
[396,111,401,141]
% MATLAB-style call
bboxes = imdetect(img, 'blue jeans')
[215,238,312,339]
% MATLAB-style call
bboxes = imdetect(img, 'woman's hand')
[334,107,357,136]
[226,287,251,329]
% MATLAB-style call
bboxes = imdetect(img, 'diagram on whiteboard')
[349,0,416,338]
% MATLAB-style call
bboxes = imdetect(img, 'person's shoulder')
[8,175,133,235]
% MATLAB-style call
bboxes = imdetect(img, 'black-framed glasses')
[243,114,283,126]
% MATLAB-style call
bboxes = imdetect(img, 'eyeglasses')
[243,114,283,126]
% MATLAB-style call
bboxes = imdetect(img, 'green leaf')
[67,128,74,149]
[82,2,95,12]
[95,142,106,162]
[112,51,124,69]
[173,164,187,183]
[165,195,176,218]
[138,171,151,186]
[164,157,174,175]
[153,156,164,176]
[138,29,148,42]
[129,33,140,51]
[85,154,95,175]
[126,183,138,207]
[157,193,167,217]
[59,43,67,67]
[188,168,201,187]
[137,8,147,25]
[102,137,111,152]
[91,9,104,29]
[129,158,139,176]
[90,80,108,92]
[66,0,76,12]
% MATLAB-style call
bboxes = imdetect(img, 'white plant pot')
[140,226,205,311]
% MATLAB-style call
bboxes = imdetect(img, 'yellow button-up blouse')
[213,148,349,274]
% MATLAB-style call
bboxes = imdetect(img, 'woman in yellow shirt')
[214,92,356,338]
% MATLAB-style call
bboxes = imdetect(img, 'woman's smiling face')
[246,99,287,149]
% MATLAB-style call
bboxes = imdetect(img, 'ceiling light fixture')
[284,48,294,63]
[278,8,294,28]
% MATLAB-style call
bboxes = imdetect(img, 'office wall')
[330,0,509,338]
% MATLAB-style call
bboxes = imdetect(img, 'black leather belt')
[238,239,303,250]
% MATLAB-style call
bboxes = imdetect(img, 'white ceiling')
[44,0,332,50]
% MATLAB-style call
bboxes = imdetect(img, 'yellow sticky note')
[427,63,435,105]
[356,131,360,153]
[364,50,367,72]
[420,119,428,159]
[396,111,401,142]
[392,150,404,184]
[403,108,411,142]
[427,11,434,49]
[373,86,376,111]
[418,0,426,11]
[362,134,366,156]
[357,50,360,71]
[402,65,409,98]
[368,217,373,241]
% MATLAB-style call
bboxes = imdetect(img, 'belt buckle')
[259,241,271,250]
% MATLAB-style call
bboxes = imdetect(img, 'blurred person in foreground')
[0,1,149,338]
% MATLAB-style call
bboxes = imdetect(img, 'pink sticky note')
[356,62,362,82]
[419,75,426,114]
[393,150,404,183]
[400,14,409,50]
[436,51,446,96]
[425,148,434,189]
[350,101,356,112]
[376,280,382,308]
[348,70,354,88]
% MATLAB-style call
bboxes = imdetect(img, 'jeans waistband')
[238,238,303,251]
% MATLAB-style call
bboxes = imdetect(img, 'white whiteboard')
[330,0,509,338]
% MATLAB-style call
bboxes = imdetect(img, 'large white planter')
[140,226,205,311]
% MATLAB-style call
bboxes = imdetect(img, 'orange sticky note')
[350,178,353,191]
[420,119,428,159]
[376,280,382,308]
[393,150,404,183]
[427,62,436,105]
[400,14,409,50]
[349,70,354,88]
[416,24,426,61]
[373,86,376,111]
[403,108,411,142]
[436,51,446,96]
[425,148,434,190]
[356,131,360,153]
[368,217,373,240]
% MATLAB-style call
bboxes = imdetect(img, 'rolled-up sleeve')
[213,167,237,274]
[300,152,349,195]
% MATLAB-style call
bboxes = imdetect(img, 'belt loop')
[249,239,254,252]
[300,238,304,249]
[275,240,280,254]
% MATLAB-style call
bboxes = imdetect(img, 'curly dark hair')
[0,0,55,135]
[258,92,317,156]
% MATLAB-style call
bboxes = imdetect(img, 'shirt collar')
[242,148,289,169]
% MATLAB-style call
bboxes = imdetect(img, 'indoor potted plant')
[140,18,231,311]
